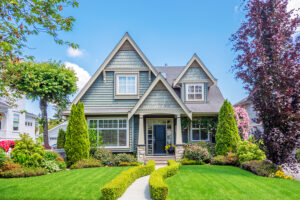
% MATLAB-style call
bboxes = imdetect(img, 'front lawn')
[0,167,130,200]
[166,165,300,200]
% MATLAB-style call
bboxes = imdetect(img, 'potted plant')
[165,145,175,154]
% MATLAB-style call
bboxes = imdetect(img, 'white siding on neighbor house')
[245,104,263,134]
[48,121,68,147]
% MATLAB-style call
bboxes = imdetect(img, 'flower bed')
[149,160,179,200]
[101,160,155,200]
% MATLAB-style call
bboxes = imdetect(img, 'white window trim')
[88,117,129,148]
[190,121,210,142]
[116,74,138,95]
[186,83,204,101]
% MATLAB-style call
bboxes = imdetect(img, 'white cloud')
[67,47,83,57]
[64,62,91,90]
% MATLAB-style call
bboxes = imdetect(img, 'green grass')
[0,167,130,200]
[166,165,300,200]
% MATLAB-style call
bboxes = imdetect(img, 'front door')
[154,125,166,154]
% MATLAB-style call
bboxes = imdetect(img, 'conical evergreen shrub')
[65,102,90,166]
[215,100,241,155]
[57,129,66,149]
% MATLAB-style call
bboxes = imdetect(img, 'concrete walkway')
[118,165,165,200]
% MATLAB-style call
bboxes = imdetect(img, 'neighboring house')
[47,121,68,147]
[234,96,263,135]
[0,96,38,141]
[63,33,224,162]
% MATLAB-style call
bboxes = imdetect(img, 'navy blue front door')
[154,125,166,154]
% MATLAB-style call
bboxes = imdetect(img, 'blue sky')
[25,0,249,117]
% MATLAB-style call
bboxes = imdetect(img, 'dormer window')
[115,73,138,97]
[186,83,204,101]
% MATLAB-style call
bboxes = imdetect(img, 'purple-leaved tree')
[231,0,300,165]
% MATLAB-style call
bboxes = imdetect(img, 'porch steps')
[144,156,176,165]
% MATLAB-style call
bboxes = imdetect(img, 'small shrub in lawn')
[58,161,67,170]
[181,158,205,165]
[149,160,179,200]
[184,142,216,156]
[211,152,239,166]
[1,160,21,171]
[0,167,47,178]
[184,145,211,163]
[241,160,279,177]
[0,149,6,167]
[93,147,115,166]
[71,158,102,169]
[114,153,137,166]
[237,140,266,164]
[101,160,155,200]
[42,160,61,173]
[44,150,59,161]
[11,134,45,167]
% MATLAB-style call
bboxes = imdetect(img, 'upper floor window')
[13,114,19,131]
[116,74,137,95]
[186,83,204,101]
[25,121,33,126]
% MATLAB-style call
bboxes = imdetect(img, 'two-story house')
[0,96,38,141]
[63,33,224,162]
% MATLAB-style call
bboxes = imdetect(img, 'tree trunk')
[40,97,50,149]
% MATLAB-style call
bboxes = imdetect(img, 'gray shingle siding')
[181,67,210,82]
[106,50,148,69]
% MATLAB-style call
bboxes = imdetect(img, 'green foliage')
[11,134,45,167]
[101,160,155,200]
[114,153,137,166]
[70,158,102,169]
[241,160,279,177]
[89,129,103,148]
[0,167,48,178]
[44,151,59,161]
[0,0,78,64]
[149,160,179,200]
[65,103,90,166]
[237,140,266,163]
[118,162,140,166]
[93,147,114,166]
[184,142,216,156]
[0,149,6,167]
[215,100,241,155]
[57,129,66,149]
[58,162,67,170]
[181,158,205,165]
[184,145,211,163]
[42,160,61,173]
[211,152,239,166]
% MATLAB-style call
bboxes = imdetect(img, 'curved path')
[118,165,165,200]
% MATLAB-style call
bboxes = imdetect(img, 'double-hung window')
[116,74,137,95]
[191,120,209,141]
[186,83,204,101]
[13,114,19,131]
[88,118,128,147]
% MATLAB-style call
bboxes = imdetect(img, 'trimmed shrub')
[211,155,227,165]
[44,150,59,161]
[184,142,216,156]
[57,129,66,149]
[65,103,90,166]
[58,161,67,170]
[0,167,47,178]
[71,158,102,169]
[184,145,211,163]
[42,160,60,173]
[114,153,137,166]
[215,100,241,155]
[11,134,45,167]
[101,160,155,200]
[237,140,266,164]
[1,160,21,171]
[149,160,179,200]
[93,147,115,166]
[118,162,140,166]
[0,148,6,167]
[211,152,238,166]
[241,160,279,177]
[181,158,205,165]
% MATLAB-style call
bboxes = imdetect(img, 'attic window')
[116,74,137,95]
[186,83,204,101]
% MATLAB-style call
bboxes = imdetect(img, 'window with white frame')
[88,118,127,147]
[116,74,137,95]
[191,120,209,141]
[186,83,204,101]
[13,114,19,131]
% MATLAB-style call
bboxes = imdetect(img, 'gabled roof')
[128,73,192,119]
[155,66,185,85]
[70,33,158,106]
[173,54,217,87]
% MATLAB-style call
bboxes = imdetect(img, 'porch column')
[176,114,183,145]
[138,114,144,145]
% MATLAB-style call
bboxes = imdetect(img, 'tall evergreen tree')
[57,129,66,149]
[65,102,90,166]
[215,100,241,155]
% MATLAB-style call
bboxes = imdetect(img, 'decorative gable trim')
[173,53,217,87]
[70,33,158,106]
[128,74,192,119]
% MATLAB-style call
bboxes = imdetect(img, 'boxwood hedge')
[149,160,179,200]
[101,160,155,200]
